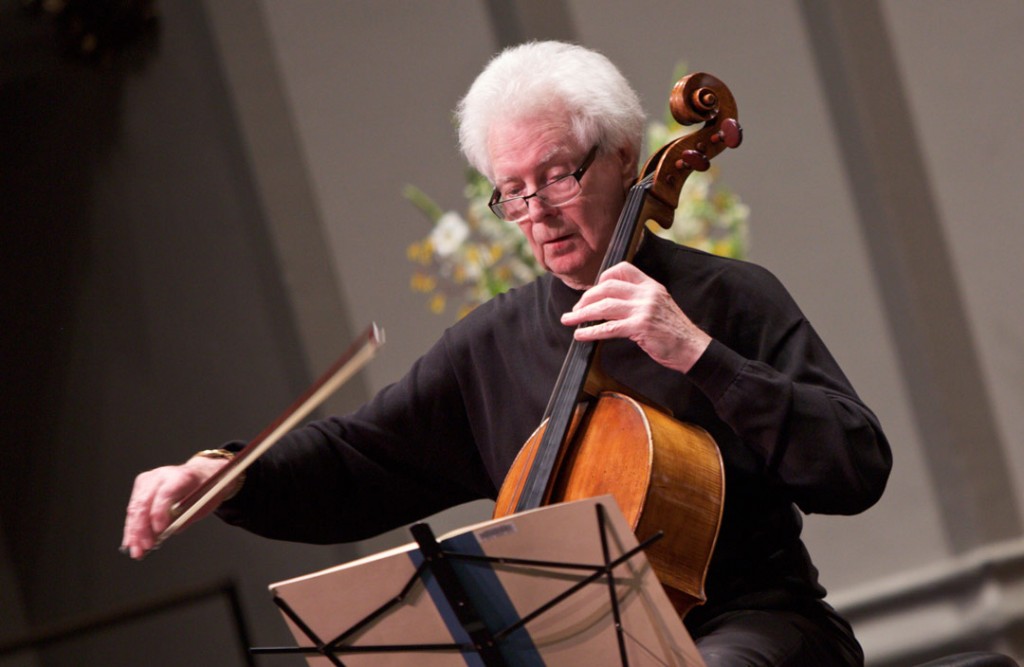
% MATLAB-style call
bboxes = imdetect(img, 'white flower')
[430,212,470,258]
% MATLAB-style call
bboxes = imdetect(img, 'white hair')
[456,41,645,181]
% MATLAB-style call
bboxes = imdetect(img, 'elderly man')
[123,41,890,666]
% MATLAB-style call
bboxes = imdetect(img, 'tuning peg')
[681,149,710,172]
[711,118,743,149]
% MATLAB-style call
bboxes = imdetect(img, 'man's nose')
[525,194,556,221]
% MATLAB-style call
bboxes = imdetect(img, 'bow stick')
[149,323,385,553]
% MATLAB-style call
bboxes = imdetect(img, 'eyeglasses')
[488,145,599,223]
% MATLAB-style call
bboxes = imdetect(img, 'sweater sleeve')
[216,334,493,543]
[685,277,891,516]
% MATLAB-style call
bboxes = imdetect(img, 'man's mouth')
[543,233,574,250]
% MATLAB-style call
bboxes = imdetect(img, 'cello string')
[515,178,652,510]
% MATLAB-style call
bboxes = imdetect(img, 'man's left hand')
[560,262,711,374]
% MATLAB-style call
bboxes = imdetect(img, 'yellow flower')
[410,272,436,293]
[429,293,446,314]
[406,241,434,265]
[711,240,733,257]
[489,243,504,263]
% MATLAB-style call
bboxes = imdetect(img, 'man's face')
[487,114,635,290]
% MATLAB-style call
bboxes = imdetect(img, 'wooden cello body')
[496,390,725,616]
[494,72,742,617]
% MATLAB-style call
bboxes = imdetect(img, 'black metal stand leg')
[412,523,510,667]
[598,504,631,666]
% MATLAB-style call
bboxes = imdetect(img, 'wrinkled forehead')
[487,110,585,183]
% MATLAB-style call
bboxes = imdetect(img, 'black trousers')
[692,604,864,667]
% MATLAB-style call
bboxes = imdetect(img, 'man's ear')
[617,144,639,189]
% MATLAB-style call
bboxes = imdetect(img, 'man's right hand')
[120,455,231,560]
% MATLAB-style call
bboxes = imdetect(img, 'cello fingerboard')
[514,177,653,512]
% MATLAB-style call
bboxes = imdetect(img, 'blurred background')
[2,1,1022,665]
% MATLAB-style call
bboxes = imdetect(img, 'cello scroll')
[642,72,743,230]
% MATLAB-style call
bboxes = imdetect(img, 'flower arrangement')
[406,70,749,320]
[405,171,542,320]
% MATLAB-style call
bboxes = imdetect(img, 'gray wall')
[2,1,1022,665]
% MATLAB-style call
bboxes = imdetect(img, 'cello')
[493,72,743,617]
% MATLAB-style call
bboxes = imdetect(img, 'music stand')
[255,496,705,666]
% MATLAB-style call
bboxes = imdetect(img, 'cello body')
[494,391,724,616]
